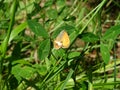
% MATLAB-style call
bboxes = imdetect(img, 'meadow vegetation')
[0,0,120,90]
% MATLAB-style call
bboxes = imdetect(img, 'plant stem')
[113,43,117,89]
[0,0,17,89]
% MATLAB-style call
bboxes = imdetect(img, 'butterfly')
[53,30,70,49]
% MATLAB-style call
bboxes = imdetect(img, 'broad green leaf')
[27,20,49,38]
[12,59,32,65]
[12,64,35,83]
[9,22,27,43]
[107,39,115,50]
[52,49,65,57]
[11,64,22,83]
[33,64,47,76]
[47,9,58,19]
[38,39,50,60]
[100,43,110,64]
[20,66,35,78]
[81,33,99,42]
[68,52,80,59]
[102,25,120,40]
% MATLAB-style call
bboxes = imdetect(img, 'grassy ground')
[0,0,120,90]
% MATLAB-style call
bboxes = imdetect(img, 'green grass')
[0,0,120,90]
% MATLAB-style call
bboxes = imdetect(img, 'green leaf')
[100,43,110,64]
[44,0,53,7]
[27,20,49,38]
[33,64,47,76]
[9,22,27,43]
[1,22,27,53]
[11,64,22,83]
[20,66,35,78]
[12,64,35,83]
[12,59,32,65]
[47,9,58,19]
[68,52,80,59]
[107,39,115,50]
[81,32,99,42]
[38,39,51,60]
[56,0,65,12]
[52,49,65,59]
[102,25,120,40]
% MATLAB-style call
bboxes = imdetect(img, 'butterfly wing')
[61,31,70,48]
[53,30,70,49]
[53,31,64,49]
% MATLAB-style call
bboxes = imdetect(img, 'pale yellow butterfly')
[54,30,70,49]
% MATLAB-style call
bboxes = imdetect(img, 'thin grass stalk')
[0,0,17,89]
[78,0,107,34]
[39,54,63,89]
[113,42,117,89]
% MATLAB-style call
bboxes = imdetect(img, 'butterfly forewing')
[62,31,70,48]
